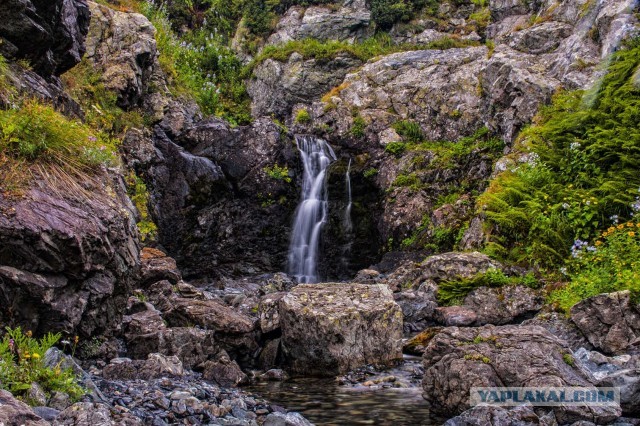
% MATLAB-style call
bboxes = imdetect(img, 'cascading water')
[343,159,353,234]
[288,135,336,283]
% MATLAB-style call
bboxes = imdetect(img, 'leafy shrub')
[0,99,117,169]
[264,164,291,182]
[363,167,378,178]
[370,0,437,29]
[478,39,640,268]
[0,327,85,404]
[392,172,420,189]
[549,221,640,311]
[126,172,158,242]
[350,115,366,138]
[141,3,251,125]
[385,142,408,157]
[295,108,311,124]
[393,120,423,143]
[438,269,539,306]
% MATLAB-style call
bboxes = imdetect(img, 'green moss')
[363,167,379,178]
[563,353,575,366]
[350,114,366,138]
[295,108,311,124]
[385,141,408,157]
[125,172,157,243]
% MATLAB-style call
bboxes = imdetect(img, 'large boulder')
[279,283,403,376]
[463,285,544,325]
[0,175,140,338]
[570,291,640,355]
[0,0,90,77]
[422,325,621,423]
[84,1,160,108]
[421,252,502,283]
[0,389,49,426]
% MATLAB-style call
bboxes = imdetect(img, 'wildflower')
[26,330,32,337]
[562,203,570,209]
[610,215,619,224]
[74,335,79,344]
[23,352,30,359]
[618,224,625,230]
[88,135,97,142]
[595,240,603,246]
[31,353,40,359]
[628,222,635,227]
[629,232,636,237]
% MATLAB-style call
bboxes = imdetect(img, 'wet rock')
[575,348,640,415]
[140,247,182,286]
[422,324,621,423]
[463,285,544,325]
[421,252,502,283]
[259,292,287,334]
[260,369,289,381]
[53,402,142,425]
[0,389,49,426]
[434,306,478,326]
[201,350,249,387]
[570,291,640,355]
[280,283,403,376]
[0,0,89,77]
[0,175,139,339]
[444,405,546,426]
[85,1,160,108]
[263,411,313,426]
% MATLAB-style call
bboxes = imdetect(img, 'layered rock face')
[0,176,140,338]
[0,0,90,77]
[279,283,403,376]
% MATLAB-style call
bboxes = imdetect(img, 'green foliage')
[0,327,85,404]
[295,108,311,124]
[0,99,117,169]
[370,0,437,29]
[62,59,145,137]
[393,120,423,143]
[385,142,408,157]
[392,172,420,189]
[350,114,366,138]
[264,163,292,182]
[479,39,640,268]
[248,33,478,74]
[140,3,251,125]
[415,126,504,168]
[563,353,575,366]
[125,172,158,242]
[549,221,640,311]
[437,268,539,306]
[363,167,379,178]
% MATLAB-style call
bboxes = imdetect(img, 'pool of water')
[244,357,442,425]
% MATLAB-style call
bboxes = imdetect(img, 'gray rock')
[263,412,313,426]
[421,252,502,283]
[280,283,403,376]
[0,0,89,77]
[201,351,249,387]
[102,353,184,380]
[0,174,139,339]
[85,1,160,108]
[444,404,546,426]
[422,324,621,423]
[394,288,438,332]
[32,406,61,421]
[522,312,592,351]
[248,53,361,119]
[463,285,544,325]
[53,402,143,425]
[28,382,47,406]
[259,292,287,334]
[570,291,640,355]
[47,391,71,411]
[434,305,478,326]
[0,389,49,426]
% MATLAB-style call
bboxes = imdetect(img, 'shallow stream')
[245,356,441,425]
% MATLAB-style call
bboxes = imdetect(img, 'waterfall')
[288,135,336,283]
[343,159,353,233]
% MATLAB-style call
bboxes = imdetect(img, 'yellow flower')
[74,335,79,344]
[629,232,636,237]
[628,222,634,227]
[595,241,603,246]
[31,353,40,359]
[617,224,625,230]
[26,330,32,338]
[23,352,30,359]
[637,223,640,228]
[608,227,616,232]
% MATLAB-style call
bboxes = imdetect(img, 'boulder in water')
[279,283,403,376]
